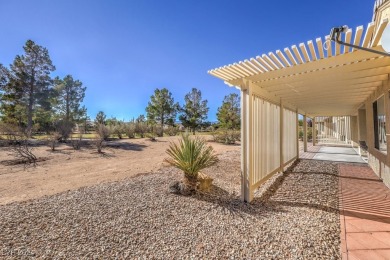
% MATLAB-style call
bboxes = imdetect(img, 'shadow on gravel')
[105,142,147,151]
[192,185,287,218]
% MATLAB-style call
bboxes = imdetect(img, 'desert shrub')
[47,132,61,151]
[96,123,111,141]
[165,134,219,194]
[0,124,37,166]
[154,125,164,137]
[55,120,74,142]
[125,122,136,138]
[212,129,240,144]
[111,123,126,139]
[135,121,148,138]
[95,123,110,153]
[71,132,83,150]
[307,127,313,141]
[299,129,304,140]
[164,126,179,136]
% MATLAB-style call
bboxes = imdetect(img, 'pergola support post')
[296,109,299,157]
[303,114,308,152]
[240,81,253,203]
[280,99,284,171]
[312,117,317,146]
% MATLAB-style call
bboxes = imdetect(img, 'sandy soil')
[0,135,240,205]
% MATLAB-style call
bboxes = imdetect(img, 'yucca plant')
[165,134,219,193]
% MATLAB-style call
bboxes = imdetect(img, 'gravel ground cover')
[0,152,340,259]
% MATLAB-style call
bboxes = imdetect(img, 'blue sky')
[0,0,373,122]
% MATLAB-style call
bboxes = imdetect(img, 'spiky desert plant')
[165,134,219,192]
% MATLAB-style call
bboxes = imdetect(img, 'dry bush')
[164,126,179,136]
[71,132,83,150]
[47,132,61,151]
[95,124,110,153]
[135,122,147,138]
[212,129,240,144]
[111,124,125,139]
[0,124,37,166]
[55,120,74,141]
[125,122,136,138]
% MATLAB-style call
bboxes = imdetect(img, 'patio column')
[313,117,316,146]
[280,99,284,171]
[303,114,308,152]
[240,81,253,203]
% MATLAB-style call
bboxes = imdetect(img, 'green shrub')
[212,129,240,144]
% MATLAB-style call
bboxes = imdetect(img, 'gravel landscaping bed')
[0,153,340,259]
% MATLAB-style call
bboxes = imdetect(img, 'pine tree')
[217,93,240,130]
[179,88,209,134]
[0,40,55,136]
[146,88,178,135]
[53,75,86,124]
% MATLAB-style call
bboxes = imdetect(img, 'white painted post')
[240,81,253,203]
[296,109,299,158]
[303,114,308,152]
[313,117,316,146]
[280,99,284,171]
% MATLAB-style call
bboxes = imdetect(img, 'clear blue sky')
[0,0,373,122]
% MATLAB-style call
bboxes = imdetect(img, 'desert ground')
[0,136,340,258]
[0,135,239,205]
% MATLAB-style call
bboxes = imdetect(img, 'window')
[373,95,387,153]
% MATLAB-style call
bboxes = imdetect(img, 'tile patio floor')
[300,143,390,260]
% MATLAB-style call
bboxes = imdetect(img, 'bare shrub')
[135,121,148,138]
[212,129,240,144]
[71,132,83,150]
[95,124,110,153]
[164,126,179,136]
[112,124,125,139]
[47,132,61,151]
[55,120,74,142]
[125,122,136,138]
[0,124,37,166]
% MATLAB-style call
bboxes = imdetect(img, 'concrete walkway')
[299,143,390,259]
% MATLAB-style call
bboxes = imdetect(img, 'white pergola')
[208,19,390,202]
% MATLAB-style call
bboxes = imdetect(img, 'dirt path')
[0,136,240,205]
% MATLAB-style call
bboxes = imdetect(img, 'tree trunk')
[183,175,198,193]
[192,128,196,135]
[26,83,34,138]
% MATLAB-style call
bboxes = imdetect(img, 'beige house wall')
[364,77,390,188]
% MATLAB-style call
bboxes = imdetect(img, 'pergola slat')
[316,38,325,59]
[234,63,252,76]
[250,58,268,72]
[308,40,318,61]
[238,61,256,75]
[325,35,332,57]
[353,25,364,51]
[276,50,291,67]
[344,28,352,53]
[262,54,279,70]
[244,60,262,73]
[371,18,389,47]
[299,43,311,62]
[362,22,375,48]
[211,70,235,80]
[292,45,304,64]
[257,56,274,71]
[223,65,246,78]
[269,52,285,68]
[284,47,298,65]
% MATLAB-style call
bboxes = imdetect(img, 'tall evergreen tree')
[53,75,86,123]
[217,93,240,130]
[95,111,106,125]
[146,88,178,131]
[179,88,209,134]
[0,40,55,136]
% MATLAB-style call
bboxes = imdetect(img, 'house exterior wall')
[364,78,390,188]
